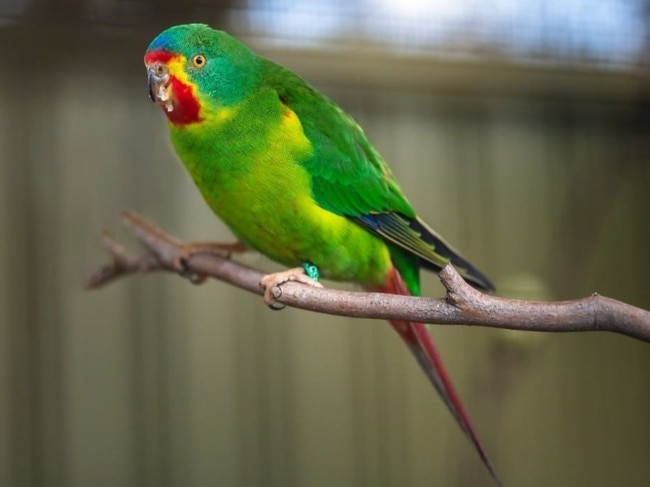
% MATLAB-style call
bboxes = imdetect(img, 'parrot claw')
[260,267,324,308]
[172,241,247,284]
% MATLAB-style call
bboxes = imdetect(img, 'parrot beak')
[147,62,174,112]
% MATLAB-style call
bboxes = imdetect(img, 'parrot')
[145,24,500,484]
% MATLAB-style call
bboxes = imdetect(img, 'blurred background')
[1,1,649,486]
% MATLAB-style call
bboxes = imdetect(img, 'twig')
[85,211,650,343]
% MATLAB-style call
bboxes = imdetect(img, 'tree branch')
[86,212,650,342]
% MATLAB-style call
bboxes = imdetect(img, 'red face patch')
[144,49,204,126]
[165,76,202,126]
[144,49,176,65]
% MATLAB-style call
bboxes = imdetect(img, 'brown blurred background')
[1,1,649,486]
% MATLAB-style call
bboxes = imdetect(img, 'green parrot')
[145,24,500,484]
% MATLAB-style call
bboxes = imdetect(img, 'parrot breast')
[168,92,393,286]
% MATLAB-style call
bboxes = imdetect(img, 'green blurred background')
[1,1,649,486]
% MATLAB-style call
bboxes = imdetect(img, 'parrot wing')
[264,64,493,290]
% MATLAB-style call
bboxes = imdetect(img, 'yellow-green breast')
[169,86,392,286]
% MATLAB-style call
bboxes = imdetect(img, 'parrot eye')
[191,54,206,68]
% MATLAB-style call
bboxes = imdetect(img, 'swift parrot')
[145,24,500,484]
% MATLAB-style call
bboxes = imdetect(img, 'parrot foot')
[173,241,247,284]
[260,267,323,309]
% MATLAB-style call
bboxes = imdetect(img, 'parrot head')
[144,24,260,125]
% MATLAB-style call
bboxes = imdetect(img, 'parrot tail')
[379,267,502,486]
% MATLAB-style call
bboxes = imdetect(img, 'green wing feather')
[262,62,493,291]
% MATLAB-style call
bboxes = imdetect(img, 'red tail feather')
[380,267,502,486]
